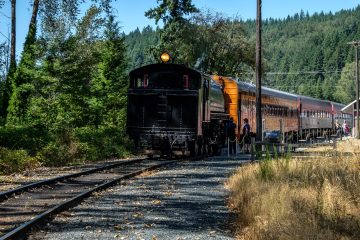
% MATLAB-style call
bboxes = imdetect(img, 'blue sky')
[114,0,360,33]
[0,0,359,57]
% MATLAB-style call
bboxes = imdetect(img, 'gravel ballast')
[29,156,249,240]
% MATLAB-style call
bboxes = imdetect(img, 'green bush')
[37,130,88,166]
[0,124,50,154]
[0,147,40,174]
[0,125,132,173]
[75,126,132,161]
[37,127,131,166]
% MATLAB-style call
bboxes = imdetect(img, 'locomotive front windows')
[135,77,144,88]
[132,72,200,90]
[136,78,142,87]
[134,75,148,88]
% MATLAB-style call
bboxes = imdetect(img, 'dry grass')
[303,138,360,153]
[226,144,360,239]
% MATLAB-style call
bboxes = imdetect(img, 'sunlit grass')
[226,139,360,239]
[303,137,360,153]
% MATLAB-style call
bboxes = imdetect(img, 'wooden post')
[250,138,255,162]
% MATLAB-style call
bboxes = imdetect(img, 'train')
[127,58,352,157]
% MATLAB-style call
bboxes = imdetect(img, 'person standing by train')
[242,118,251,154]
[226,117,237,155]
[335,120,342,140]
[343,121,350,137]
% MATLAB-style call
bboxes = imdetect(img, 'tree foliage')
[125,26,160,70]
[187,11,254,76]
[143,2,254,76]
[145,0,198,24]
[7,0,40,124]
[145,0,199,63]
[244,6,360,103]
[334,62,357,104]
[1,2,131,170]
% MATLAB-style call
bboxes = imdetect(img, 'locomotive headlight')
[160,52,171,63]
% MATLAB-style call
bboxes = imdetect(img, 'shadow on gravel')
[44,158,243,238]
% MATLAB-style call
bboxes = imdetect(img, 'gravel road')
[29,156,250,240]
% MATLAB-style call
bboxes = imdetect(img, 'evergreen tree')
[96,14,128,128]
[145,0,199,63]
[334,62,356,104]
[7,0,40,125]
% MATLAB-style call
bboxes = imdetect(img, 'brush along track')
[0,158,177,240]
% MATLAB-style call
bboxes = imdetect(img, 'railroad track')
[0,158,179,240]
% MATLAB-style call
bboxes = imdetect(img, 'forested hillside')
[253,6,360,103]
[125,26,160,70]
[125,6,360,104]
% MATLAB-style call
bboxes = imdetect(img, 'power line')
[266,70,342,75]
[238,69,344,75]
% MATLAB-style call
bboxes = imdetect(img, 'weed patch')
[227,145,360,239]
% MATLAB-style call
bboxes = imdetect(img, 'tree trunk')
[23,0,39,49]
[1,0,16,119]
[29,0,39,30]
[10,0,16,69]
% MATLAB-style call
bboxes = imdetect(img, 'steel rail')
[0,160,177,240]
[0,158,146,202]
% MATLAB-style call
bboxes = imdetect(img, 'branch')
[0,30,10,41]
[0,11,10,19]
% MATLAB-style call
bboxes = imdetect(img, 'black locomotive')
[127,63,226,157]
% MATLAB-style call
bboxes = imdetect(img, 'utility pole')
[348,41,360,139]
[255,0,262,142]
